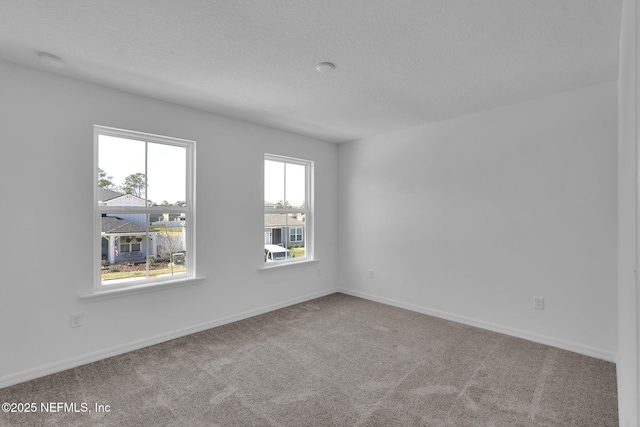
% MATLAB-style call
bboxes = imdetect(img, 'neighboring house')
[264,201,278,209]
[264,213,305,247]
[99,187,158,264]
[151,212,185,226]
[98,186,148,226]
[101,215,158,264]
[98,186,150,207]
[151,213,187,256]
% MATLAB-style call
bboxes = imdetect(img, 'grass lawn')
[154,226,184,234]
[290,247,305,258]
[102,264,186,281]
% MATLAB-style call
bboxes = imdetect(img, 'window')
[290,227,303,242]
[264,154,313,264]
[94,126,195,290]
[118,236,142,253]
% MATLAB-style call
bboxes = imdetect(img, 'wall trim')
[1,286,616,389]
[337,288,616,363]
[0,287,339,389]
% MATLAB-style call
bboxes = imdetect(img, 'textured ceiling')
[0,0,623,143]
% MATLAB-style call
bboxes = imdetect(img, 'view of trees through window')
[264,155,311,263]
[96,128,192,286]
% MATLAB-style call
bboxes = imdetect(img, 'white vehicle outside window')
[264,154,313,266]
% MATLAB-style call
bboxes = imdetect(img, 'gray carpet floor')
[0,293,618,426]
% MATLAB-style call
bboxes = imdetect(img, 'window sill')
[258,259,318,273]
[80,276,206,302]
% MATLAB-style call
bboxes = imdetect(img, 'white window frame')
[118,236,141,253]
[263,154,313,268]
[90,125,197,297]
[289,227,304,242]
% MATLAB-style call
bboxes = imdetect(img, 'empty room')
[0,1,638,426]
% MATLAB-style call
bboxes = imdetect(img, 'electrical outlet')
[368,269,374,279]
[70,312,83,328]
[533,297,544,310]
[317,267,322,277]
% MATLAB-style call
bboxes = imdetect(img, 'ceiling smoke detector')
[37,52,64,68]
[316,62,335,73]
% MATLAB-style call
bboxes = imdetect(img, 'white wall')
[338,82,618,361]
[0,60,338,386]
[0,49,625,405]
[617,0,640,425]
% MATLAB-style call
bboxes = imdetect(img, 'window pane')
[147,143,186,206]
[265,213,287,246]
[289,227,303,242]
[96,126,195,291]
[265,213,289,262]
[98,135,146,201]
[265,160,284,208]
[100,212,187,284]
[264,212,306,262]
[152,213,187,276]
[287,213,305,258]
[101,214,150,285]
[285,163,306,209]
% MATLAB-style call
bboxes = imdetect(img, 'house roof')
[102,216,156,235]
[98,186,149,206]
[98,186,125,202]
[264,214,305,228]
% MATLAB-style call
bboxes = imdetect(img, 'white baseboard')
[0,288,339,389]
[337,288,616,363]
[2,286,615,389]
